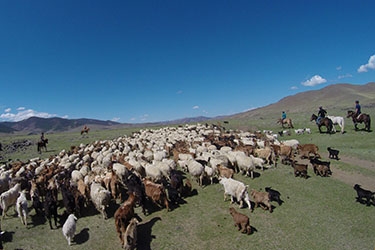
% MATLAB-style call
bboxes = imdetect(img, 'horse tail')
[368,115,371,131]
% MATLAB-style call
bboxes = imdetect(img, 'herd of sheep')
[0,122,341,248]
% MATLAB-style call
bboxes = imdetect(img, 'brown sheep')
[123,217,138,250]
[298,144,320,159]
[250,189,273,213]
[229,207,252,234]
[217,164,234,179]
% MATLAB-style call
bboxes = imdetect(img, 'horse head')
[310,114,317,122]
[346,110,354,118]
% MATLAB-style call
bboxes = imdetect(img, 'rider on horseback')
[281,111,286,123]
[355,100,361,120]
[40,132,46,143]
[317,106,327,125]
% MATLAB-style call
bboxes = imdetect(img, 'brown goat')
[217,164,234,179]
[250,189,273,213]
[114,193,137,247]
[298,144,320,159]
[291,161,308,179]
[229,207,251,234]
[143,178,170,211]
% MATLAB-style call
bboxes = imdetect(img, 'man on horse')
[281,111,287,123]
[317,106,327,125]
[40,132,46,144]
[355,100,361,119]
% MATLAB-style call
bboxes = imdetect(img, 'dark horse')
[310,114,333,133]
[347,110,371,131]
[37,139,48,153]
[81,126,90,135]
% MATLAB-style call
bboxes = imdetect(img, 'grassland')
[0,113,374,250]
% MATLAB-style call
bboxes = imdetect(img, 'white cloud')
[290,86,298,90]
[193,105,199,109]
[336,66,342,71]
[4,108,11,113]
[0,108,57,122]
[301,75,327,87]
[111,117,120,122]
[338,73,352,79]
[176,90,183,94]
[358,55,375,73]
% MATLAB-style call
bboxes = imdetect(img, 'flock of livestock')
[0,122,372,248]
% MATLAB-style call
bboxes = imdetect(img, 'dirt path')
[330,156,375,189]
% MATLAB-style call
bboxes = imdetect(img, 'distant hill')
[1,82,374,134]
[0,117,122,134]
[228,82,375,120]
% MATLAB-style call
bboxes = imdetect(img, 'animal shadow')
[137,217,162,250]
[74,228,90,244]
[249,226,258,235]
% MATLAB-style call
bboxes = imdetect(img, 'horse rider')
[281,111,287,123]
[355,100,361,119]
[317,106,327,125]
[40,132,46,143]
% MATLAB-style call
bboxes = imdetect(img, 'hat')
[319,106,322,109]
[355,100,359,103]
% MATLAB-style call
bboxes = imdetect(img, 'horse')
[37,139,48,153]
[310,114,333,134]
[81,127,90,135]
[327,115,345,134]
[277,118,294,128]
[347,110,371,131]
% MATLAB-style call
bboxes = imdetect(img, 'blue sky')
[1,1,374,123]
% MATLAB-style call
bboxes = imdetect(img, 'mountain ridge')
[1,82,374,133]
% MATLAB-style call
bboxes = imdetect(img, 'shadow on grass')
[137,216,161,250]
[74,227,90,244]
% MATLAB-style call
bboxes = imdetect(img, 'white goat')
[219,177,251,210]
[16,191,28,227]
[0,183,21,219]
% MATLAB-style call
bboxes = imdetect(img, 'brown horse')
[81,126,90,135]
[277,118,294,128]
[310,114,333,134]
[347,110,371,131]
[37,139,48,153]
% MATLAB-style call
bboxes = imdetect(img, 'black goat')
[353,184,375,206]
[327,147,339,160]
[44,189,58,229]
[265,187,283,206]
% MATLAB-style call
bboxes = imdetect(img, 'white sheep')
[183,159,205,186]
[16,190,28,227]
[90,182,111,219]
[250,155,266,171]
[0,183,21,218]
[234,151,255,178]
[144,163,163,182]
[62,214,78,246]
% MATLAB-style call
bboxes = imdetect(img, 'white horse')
[327,115,345,134]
